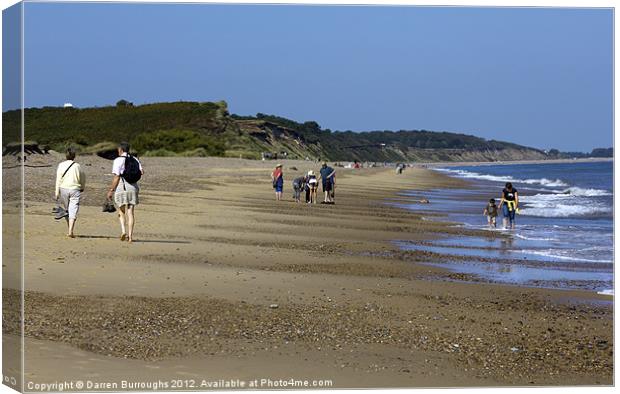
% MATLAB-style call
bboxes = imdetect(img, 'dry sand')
[2,153,613,390]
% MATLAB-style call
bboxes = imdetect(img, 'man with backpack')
[106,142,144,243]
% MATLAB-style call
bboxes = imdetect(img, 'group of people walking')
[483,182,519,229]
[271,162,336,204]
[54,142,144,241]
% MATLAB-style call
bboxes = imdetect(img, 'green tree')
[116,99,133,107]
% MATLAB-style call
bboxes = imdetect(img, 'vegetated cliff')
[3,100,548,162]
[231,116,548,162]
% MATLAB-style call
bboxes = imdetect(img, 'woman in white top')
[55,147,86,238]
[307,170,318,204]
[106,142,144,243]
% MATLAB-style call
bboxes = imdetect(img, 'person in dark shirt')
[292,176,306,203]
[498,182,519,229]
[319,162,336,204]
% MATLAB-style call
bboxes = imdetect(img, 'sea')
[396,160,614,295]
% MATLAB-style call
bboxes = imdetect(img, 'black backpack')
[122,155,142,184]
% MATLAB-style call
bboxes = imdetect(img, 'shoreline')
[392,160,613,296]
[3,154,613,387]
[416,157,612,168]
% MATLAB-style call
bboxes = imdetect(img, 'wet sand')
[2,153,613,388]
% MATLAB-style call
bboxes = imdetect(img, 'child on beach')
[483,198,498,228]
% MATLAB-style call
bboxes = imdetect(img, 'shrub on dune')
[131,129,225,157]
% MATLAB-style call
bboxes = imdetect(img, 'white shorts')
[114,181,140,207]
[59,188,81,219]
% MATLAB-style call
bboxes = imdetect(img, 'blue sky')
[6,3,614,151]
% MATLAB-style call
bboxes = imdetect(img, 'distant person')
[54,147,86,238]
[483,198,498,228]
[271,164,284,201]
[106,142,144,243]
[292,175,306,203]
[498,182,519,229]
[307,170,318,204]
[319,162,336,203]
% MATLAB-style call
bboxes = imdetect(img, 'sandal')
[120,233,127,241]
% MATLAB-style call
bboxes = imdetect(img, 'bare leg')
[118,206,127,240]
[68,219,76,237]
[127,205,135,242]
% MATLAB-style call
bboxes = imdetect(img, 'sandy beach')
[2,153,613,389]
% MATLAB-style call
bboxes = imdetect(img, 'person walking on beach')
[106,142,143,243]
[54,147,86,238]
[498,182,519,229]
[318,162,336,203]
[483,198,498,228]
[271,164,284,201]
[304,175,311,203]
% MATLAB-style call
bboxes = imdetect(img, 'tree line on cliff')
[2,100,609,161]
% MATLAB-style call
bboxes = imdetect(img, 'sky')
[4,2,614,151]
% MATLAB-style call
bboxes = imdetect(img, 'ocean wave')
[518,249,613,264]
[519,204,612,218]
[557,187,611,197]
[437,168,569,187]
[597,289,614,296]
[513,234,558,241]
[517,189,612,218]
